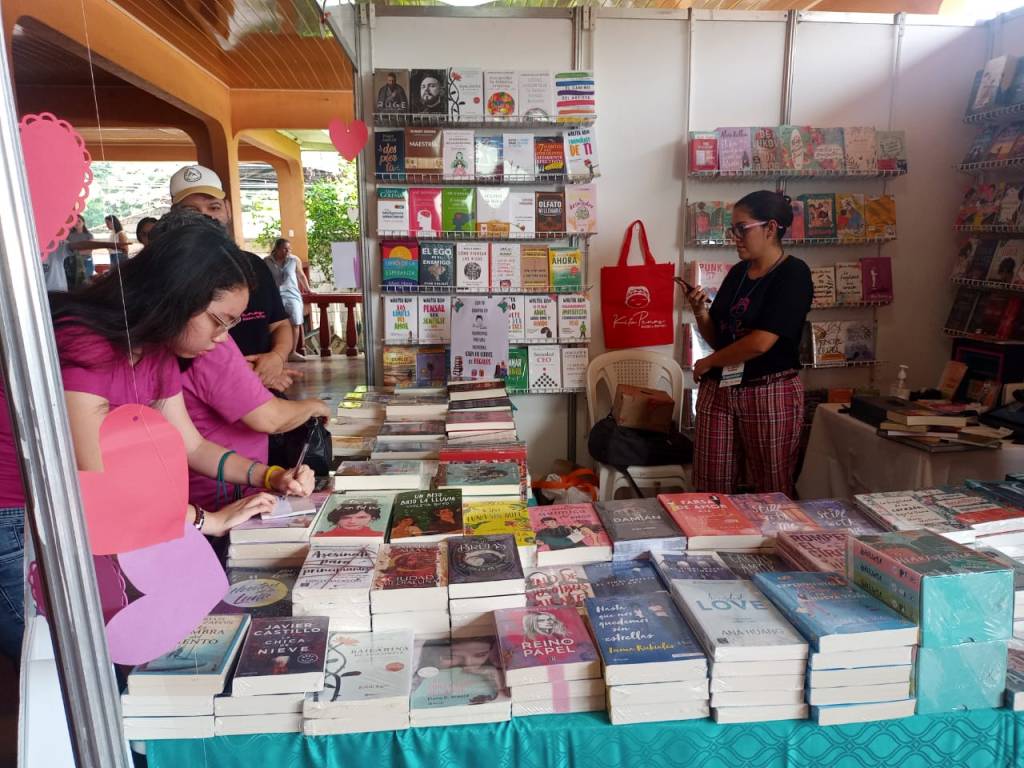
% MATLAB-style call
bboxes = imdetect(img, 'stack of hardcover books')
[493,605,603,716]
[593,498,687,562]
[216,616,330,735]
[291,544,379,631]
[669,579,810,724]
[409,636,512,727]
[370,541,451,639]
[447,534,526,638]
[587,592,710,724]
[754,572,918,726]
[302,629,415,735]
[122,614,250,740]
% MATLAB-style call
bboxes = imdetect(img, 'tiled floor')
[285,354,367,403]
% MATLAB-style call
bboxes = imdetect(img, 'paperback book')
[383,296,417,343]
[215,567,297,619]
[309,495,392,546]
[447,534,525,598]
[475,135,503,178]
[536,192,566,234]
[557,294,590,341]
[528,345,562,391]
[518,71,554,119]
[564,127,598,177]
[525,294,557,342]
[442,130,475,180]
[375,131,404,177]
[493,605,600,686]
[377,188,409,235]
[549,247,583,290]
[508,192,536,239]
[232,616,330,696]
[520,246,550,289]
[491,243,521,290]
[418,241,454,288]
[441,188,476,233]
[447,67,483,120]
[594,498,686,560]
[503,133,535,179]
[380,240,418,287]
[389,489,464,542]
[477,188,512,236]
[717,127,753,173]
[418,296,451,343]
[583,559,665,597]
[528,503,612,566]
[656,493,763,550]
[408,188,442,237]
[374,70,410,114]
[525,565,595,611]
[565,185,598,234]
[652,552,736,582]
[306,629,414,715]
[409,637,510,722]
[410,69,448,115]
[561,347,589,390]
[534,135,566,175]
[404,128,443,172]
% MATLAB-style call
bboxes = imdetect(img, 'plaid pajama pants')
[693,371,804,496]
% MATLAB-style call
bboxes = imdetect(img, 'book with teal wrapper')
[847,530,1013,647]
[915,640,1007,714]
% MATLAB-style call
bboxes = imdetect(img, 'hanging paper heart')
[328,118,369,161]
[105,523,228,665]
[19,113,92,258]
[28,555,128,624]
[78,404,189,556]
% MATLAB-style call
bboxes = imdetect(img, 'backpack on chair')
[587,414,693,497]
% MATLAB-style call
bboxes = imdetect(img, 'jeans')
[0,506,24,662]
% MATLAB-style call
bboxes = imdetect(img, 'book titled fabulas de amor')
[493,605,600,685]
[232,616,330,696]
[669,579,808,662]
[586,592,706,677]
[752,571,918,653]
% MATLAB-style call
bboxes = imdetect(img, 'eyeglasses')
[207,310,242,333]
[728,220,768,239]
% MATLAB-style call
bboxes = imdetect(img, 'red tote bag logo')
[601,220,675,349]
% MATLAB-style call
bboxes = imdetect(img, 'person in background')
[135,216,158,248]
[104,215,130,268]
[150,212,330,513]
[685,190,812,497]
[169,165,295,392]
[264,238,312,363]
[0,221,315,664]
[62,215,103,289]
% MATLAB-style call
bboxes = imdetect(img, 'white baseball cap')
[170,165,226,205]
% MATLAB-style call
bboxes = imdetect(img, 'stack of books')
[409,636,512,727]
[794,498,885,535]
[524,564,595,613]
[849,530,1013,715]
[216,616,330,735]
[303,629,415,735]
[307,493,393,549]
[291,545,379,631]
[593,498,687,561]
[494,605,603,716]
[445,380,516,445]
[527,503,612,566]
[651,551,737,583]
[121,614,249,740]
[436,460,524,500]
[584,559,666,598]
[370,541,451,638]
[1005,639,1024,711]
[854,491,976,544]
[670,579,810,724]
[715,551,792,579]
[447,534,527,638]
[971,545,1024,619]
[657,493,770,552]
[213,566,299,619]
[388,489,465,544]
[587,592,710,725]
[463,498,537,568]
[226,501,317,569]
[753,572,918,726]
[334,460,437,494]
[777,531,848,572]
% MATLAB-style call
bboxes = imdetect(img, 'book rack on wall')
[954,224,1024,234]
[810,300,893,309]
[687,236,896,248]
[964,101,1024,124]
[370,67,598,410]
[374,113,597,129]
[802,360,885,370]
[375,173,596,186]
[952,276,1024,293]
[958,157,1024,173]
[688,169,906,180]
[943,328,1024,345]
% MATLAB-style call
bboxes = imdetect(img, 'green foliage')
[257,161,360,281]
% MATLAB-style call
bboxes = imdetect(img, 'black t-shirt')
[708,255,812,382]
[230,251,289,356]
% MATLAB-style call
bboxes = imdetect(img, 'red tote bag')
[600,220,675,349]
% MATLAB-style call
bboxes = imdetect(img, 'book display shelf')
[946,55,1024,349]
[370,68,598,401]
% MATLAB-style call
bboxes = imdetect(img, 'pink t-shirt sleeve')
[186,337,274,424]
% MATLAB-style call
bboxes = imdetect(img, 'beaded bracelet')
[246,461,260,488]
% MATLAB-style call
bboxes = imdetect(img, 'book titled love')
[231,616,330,697]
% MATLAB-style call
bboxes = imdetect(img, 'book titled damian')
[594,498,686,561]
[128,614,251,696]
[752,572,918,653]
[586,592,707,685]
[494,605,600,686]
[437,461,521,498]
[669,579,809,663]
[232,616,329,696]
[447,534,525,599]
[389,489,464,543]
[657,493,763,550]
[528,503,612,566]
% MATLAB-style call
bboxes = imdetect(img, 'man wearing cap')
[169,165,295,391]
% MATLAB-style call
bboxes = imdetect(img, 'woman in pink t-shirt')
[0,220,314,661]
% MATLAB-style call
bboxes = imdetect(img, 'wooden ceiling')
[11,30,125,87]
[106,0,353,90]
[368,0,944,10]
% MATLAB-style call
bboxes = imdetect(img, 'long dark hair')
[50,220,255,370]
[104,215,123,234]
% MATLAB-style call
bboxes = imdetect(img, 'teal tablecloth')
[147,710,1024,768]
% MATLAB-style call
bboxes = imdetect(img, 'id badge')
[720,363,744,388]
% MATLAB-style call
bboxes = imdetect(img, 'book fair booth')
[4,2,1024,768]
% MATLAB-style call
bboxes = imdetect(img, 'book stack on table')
[447,534,527,638]
[370,541,451,639]
[291,544,378,632]
[408,635,512,727]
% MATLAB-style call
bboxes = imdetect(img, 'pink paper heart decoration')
[328,118,369,160]
[78,405,189,556]
[29,555,127,624]
[19,113,92,258]
[105,523,228,665]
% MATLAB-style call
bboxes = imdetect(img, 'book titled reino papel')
[752,571,918,653]
[669,579,808,662]
[585,592,707,685]
[493,605,600,686]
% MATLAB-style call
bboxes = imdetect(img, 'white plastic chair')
[585,350,692,501]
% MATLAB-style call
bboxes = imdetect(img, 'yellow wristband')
[263,465,285,490]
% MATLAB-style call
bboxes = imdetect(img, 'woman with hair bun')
[684,190,813,496]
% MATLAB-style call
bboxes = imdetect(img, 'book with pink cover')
[493,605,600,686]
[656,493,765,550]
[730,493,820,536]
[527,504,612,567]
[777,531,849,573]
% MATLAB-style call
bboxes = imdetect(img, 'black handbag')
[587,413,693,496]
[266,393,333,476]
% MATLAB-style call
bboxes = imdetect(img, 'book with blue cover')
[670,579,809,662]
[652,552,736,582]
[751,572,918,653]
[585,592,708,685]
[966,480,1024,510]
[584,560,665,597]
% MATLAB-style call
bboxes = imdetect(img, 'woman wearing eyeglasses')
[0,221,316,662]
[685,190,813,496]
